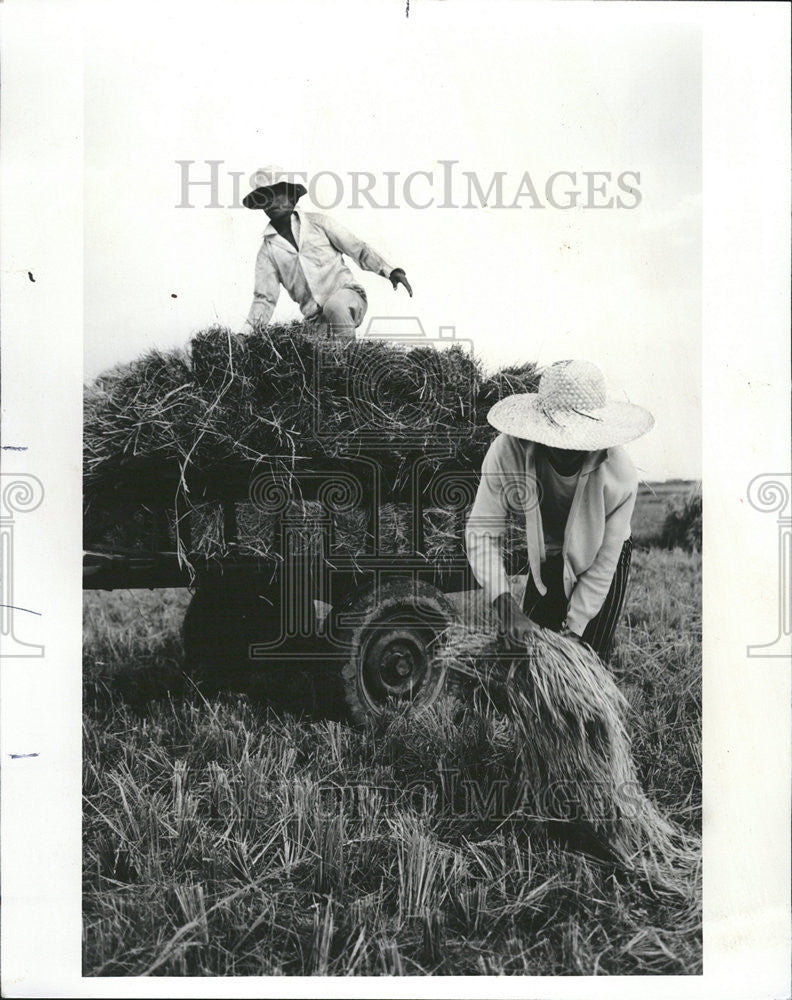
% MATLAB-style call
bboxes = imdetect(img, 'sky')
[83,0,701,481]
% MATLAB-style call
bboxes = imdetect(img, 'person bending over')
[465,359,654,660]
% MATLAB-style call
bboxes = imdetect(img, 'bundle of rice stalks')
[84,350,198,475]
[438,625,700,895]
[188,324,536,486]
[83,351,202,550]
[85,324,540,490]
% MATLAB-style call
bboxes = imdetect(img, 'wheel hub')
[360,625,435,703]
[383,643,416,678]
[339,585,456,722]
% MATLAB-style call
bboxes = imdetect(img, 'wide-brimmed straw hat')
[487,360,654,449]
[242,165,307,209]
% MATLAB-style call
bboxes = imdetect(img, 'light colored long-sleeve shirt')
[465,433,638,635]
[246,207,394,328]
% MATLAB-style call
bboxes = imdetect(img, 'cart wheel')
[334,579,458,724]
[182,583,282,685]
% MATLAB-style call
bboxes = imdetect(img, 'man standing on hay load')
[466,360,654,660]
[242,166,413,340]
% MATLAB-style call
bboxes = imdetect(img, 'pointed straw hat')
[487,360,655,449]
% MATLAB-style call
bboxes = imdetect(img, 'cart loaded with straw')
[83,322,538,720]
[84,322,700,888]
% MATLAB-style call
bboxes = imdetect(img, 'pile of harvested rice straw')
[439,625,701,895]
[84,323,538,567]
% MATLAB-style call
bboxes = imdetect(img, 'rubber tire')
[333,578,459,724]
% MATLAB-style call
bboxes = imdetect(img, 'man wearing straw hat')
[241,166,413,341]
[465,360,654,660]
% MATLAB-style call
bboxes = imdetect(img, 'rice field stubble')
[83,547,701,976]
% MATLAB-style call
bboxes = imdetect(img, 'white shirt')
[246,208,394,328]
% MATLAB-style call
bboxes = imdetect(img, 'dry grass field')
[83,480,702,976]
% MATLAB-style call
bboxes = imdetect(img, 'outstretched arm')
[466,440,537,647]
[245,242,280,330]
[465,462,511,605]
[320,215,412,297]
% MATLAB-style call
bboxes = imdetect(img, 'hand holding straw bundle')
[440,624,701,899]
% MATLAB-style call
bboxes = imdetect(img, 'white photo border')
[0,1,789,997]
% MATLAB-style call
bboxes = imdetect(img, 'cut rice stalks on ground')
[438,625,701,898]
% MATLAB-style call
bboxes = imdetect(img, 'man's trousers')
[310,286,367,341]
